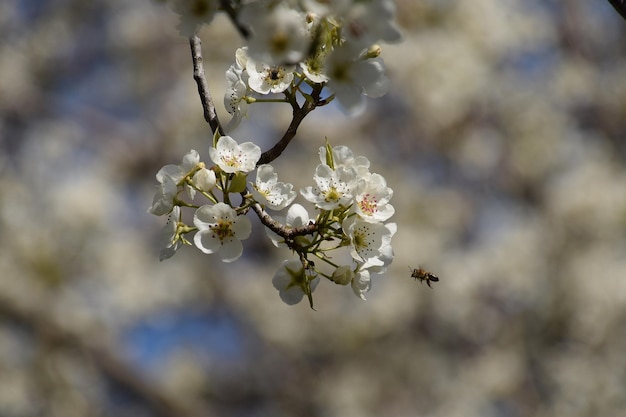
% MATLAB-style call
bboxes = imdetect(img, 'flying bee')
[409,266,439,288]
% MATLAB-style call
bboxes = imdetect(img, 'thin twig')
[250,202,318,241]
[189,36,225,137]
[257,85,323,165]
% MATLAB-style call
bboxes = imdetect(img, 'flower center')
[271,32,290,54]
[191,0,212,16]
[221,153,241,168]
[358,193,378,216]
[324,187,341,202]
[353,230,366,251]
[210,219,234,243]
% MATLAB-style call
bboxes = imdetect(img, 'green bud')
[363,44,382,59]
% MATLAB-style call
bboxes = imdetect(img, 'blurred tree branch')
[0,295,210,417]
[190,35,226,137]
[608,0,626,20]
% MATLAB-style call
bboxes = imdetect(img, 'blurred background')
[1,0,626,416]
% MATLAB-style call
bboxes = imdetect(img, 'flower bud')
[332,265,354,286]
[192,168,216,192]
[364,44,382,59]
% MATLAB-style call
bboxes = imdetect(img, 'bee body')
[410,267,439,288]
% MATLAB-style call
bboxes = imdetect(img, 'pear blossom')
[169,0,218,36]
[247,58,295,94]
[272,259,320,305]
[320,145,371,178]
[209,136,261,173]
[224,48,251,131]
[343,217,396,269]
[353,173,394,222]
[336,0,402,47]
[301,164,358,209]
[148,175,178,216]
[362,222,396,274]
[351,267,372,300]
[192,167,216,192]
[159,206,183,261]
[301,56,329,84]
[239,3,310,65]
[193,203,252,262]
[331,265,354,285]
[156,149,200,184]
[324,45,390,115]
[251,164,297,210]
[224,67,249,131]
[148,149,200,215]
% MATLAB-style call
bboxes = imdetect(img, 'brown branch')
[608,0,626,20]
[257,85,324,165]
[250,202,318,241]
[0,295,210,417]
[189,35,226,137]
[251,203,319,250]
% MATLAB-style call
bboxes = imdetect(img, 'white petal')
[219,239,244,263]
[194,229,221,254]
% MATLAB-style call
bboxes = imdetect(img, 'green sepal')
[228,172,248,194]
[324,138,334,169]
[304,277,315,310]
[212,129,222,148]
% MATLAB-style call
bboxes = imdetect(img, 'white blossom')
[193,203,252,263]
[251,164,297,210]
[353,173,394,222]
[324,45,390,116]
[209,136,261,173]
[148,175,178,216]
[247,58,295,94]
[351,267,371,300]
[301,164,358,209]
[335,0,402,47]
[343,217,395,269]
[331,265,354,285]
[148,150,200,215]
[272,259,320,305]
[224,65,250,131]
[319,145,371,178]
[239,3,310,65]
[169,0,218,36]
[192,167,216,192]
[159,206,182,261]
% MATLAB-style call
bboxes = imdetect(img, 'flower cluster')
[149,139,395,307]
[151,0,403,307]
[219,0,402,129]
[148,136,260,263]
[273,143,396,304]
